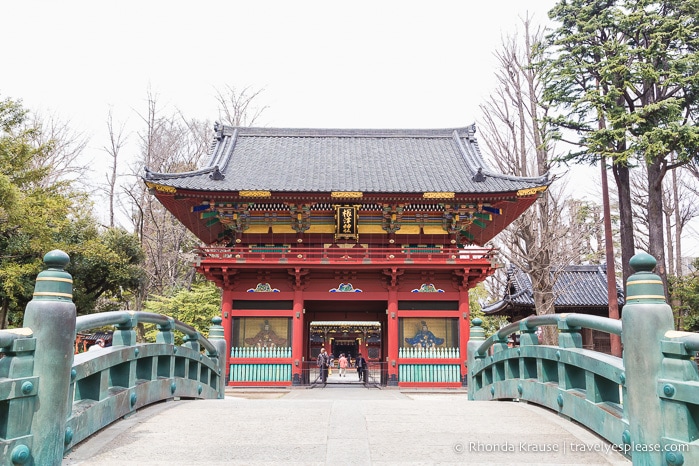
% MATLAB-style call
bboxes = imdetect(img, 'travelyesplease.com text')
[454,441,689,455]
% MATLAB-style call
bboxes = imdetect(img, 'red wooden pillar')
[292,289,305,383]
[458,289,470,385]
[221,289,233,383]
[387,287,399,385]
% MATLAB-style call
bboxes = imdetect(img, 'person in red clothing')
[338,353,348,377]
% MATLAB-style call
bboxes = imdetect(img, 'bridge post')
[21,250,76,466]
[491,333,509,352]
[518,320,539,346]
[621,252,674,464]
[112,313,137,346]
[557,316,582,349]
[155,317,176,344]
[208,317,227,399]
[183,333,201,352]
[467,318,486,400]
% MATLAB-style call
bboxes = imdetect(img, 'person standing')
[317,348,330,383]
[338,353,348,377]
[355,352,367,383]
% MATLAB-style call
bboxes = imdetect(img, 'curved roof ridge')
[451,128,550,185]
[218,127,238,172]
[451,127,490,175]
[144,166,217,180]
[482,288,529,314]
[481,166,550,185]
[206,124,227,168]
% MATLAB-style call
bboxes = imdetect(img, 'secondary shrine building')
[145,124,548,387]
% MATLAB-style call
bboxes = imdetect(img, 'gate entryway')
[306,318,384,387]
[300,360,387,387]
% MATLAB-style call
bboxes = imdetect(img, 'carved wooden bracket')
[454,267,491,291]
[382,267,404,288]
[289,204,311,233]
[214,202,251,233]
[381,204,404,234]
[288,267,310,289]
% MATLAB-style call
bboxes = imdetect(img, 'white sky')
[3,0,557,131]
[3,0,698,256]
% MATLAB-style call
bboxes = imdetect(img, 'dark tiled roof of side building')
[482,264,625,315]
[144,124,549,193]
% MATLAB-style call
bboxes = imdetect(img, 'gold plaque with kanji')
[335,205,359,241]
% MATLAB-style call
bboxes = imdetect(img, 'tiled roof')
[482,264,625,315]
[144,124,549,194]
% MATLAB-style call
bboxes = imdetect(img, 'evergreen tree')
[542,0,699,293]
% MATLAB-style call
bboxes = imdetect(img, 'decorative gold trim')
[395,225,420,234]
[244,225,271,234]
[271,225,297,234]
[516,186,547,197]
[36,277,73,284]
[33,292,73,298]
[239,190,271,198]
[628,280,664,285]
[331,192,363,198]
[357,224,386,234]
[422,225,447,234]
[145,182,177,194]
[423,192,455,199]
[307,224,338,234]
[628,295,666,300]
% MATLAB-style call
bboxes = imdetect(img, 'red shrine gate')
[197,245,496,387]
[145,125,549,387]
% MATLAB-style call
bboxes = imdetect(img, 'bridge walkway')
[63,385,629,465]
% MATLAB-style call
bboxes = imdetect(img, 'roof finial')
[214,121,223,140]
[472,167,486,182]
[209,166,225,181]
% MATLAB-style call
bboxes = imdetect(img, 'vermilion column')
[458,289,470,386]
[292,288,304,385]
[221,289,233,383]
[387,287,399,386]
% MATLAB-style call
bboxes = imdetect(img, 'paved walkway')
[63,385,630,465]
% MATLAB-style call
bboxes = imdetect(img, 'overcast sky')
[3,1,698,255]
[4,1,557,131]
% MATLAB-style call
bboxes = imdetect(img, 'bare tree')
[667,168,699,277]
[215,85,267,127]
[27,110,89,189]
[116,85,267,319]
[630,163,698,279]
[102,109,128,228]
[479,17,596,345]
[124,91,211,306]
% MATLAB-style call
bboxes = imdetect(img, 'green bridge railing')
[5,250,699,465]
[468,252,698,465]
[0,250,225,466]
